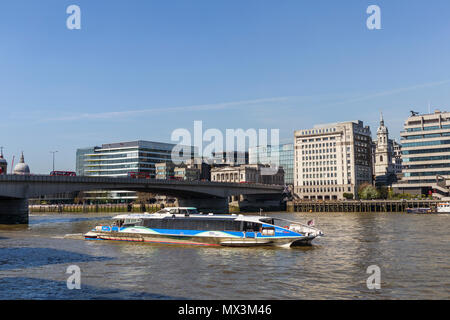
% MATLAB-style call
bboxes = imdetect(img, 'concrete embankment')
[287,200,441,213]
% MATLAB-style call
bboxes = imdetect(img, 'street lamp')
[50,151,58,172]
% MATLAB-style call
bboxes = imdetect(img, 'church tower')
[375,113,393,177]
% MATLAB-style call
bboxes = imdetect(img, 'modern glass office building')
[393,110,450,197]
[75,140,197,202]
[76,147,98,176]
[77,140,196,178]
[248,143,294,185]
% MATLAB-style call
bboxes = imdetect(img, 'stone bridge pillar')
[176,197,229,214]
[0,198,29,224]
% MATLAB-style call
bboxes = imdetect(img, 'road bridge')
[0,175,284,224]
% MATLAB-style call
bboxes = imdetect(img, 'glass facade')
[248,143,294,185]
[395,110,450,195]
[77,141,196,178]
[76,147,98,176]
[75,141,197,203]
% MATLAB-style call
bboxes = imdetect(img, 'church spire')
[380,112,384,127]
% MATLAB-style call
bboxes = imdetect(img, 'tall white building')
[294,120,372,200]
[372,113,401,185]
[374,113,395,177]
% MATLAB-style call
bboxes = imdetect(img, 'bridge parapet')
[0,174,283,198]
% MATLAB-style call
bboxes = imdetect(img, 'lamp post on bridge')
[50,151,58,172]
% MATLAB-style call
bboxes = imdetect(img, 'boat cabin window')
[112,219,125,227]
[123,218,142,227]
[243,222,263,232]
[142,218,242,231]
[156,208,200,215]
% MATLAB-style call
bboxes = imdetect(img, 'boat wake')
[61,233,85,240]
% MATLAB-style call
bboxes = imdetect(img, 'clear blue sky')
[1,0,450,173]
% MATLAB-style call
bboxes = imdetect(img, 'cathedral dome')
[0,153,7,175]
[13,152,30,175]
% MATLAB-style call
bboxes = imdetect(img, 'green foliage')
[343,193,354,200]
[377,186,388,199]
[358,183,379,200]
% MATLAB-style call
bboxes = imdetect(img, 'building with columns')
[211,164,284,185]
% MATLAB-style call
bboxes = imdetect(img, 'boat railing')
[273,218,323,236]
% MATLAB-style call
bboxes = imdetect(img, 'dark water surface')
[0,212,448,299]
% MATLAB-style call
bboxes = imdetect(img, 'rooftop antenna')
[428,101,431,114]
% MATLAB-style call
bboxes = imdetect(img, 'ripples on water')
[0,212,448,299]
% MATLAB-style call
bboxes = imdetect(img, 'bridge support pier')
[176,197,229,214]
[0,198,29,224]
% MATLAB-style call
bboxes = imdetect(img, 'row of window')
[301,142,337,149]
[302,179,339,186]
[402,140,450,148]
[300,129,338,136]
[301,154,337,161]
[403,155,450,162]
[139,218,262,232]
[299,186,352,193]
[406,124,450,132]
[403,133,450,140]
[302,148,337,155]
[405,171,450,177]
[302,167,338,174]
[403,148,450,155]
[405,163,450,169]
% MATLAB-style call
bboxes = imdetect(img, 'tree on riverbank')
[343,193,354,200]
[358,183,379,200]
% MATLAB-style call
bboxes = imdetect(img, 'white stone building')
[211,164,284,185]
[294,120,372,200]
[373,113,402,185]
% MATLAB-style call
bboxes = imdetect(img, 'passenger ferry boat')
[84,207,323,248]
[437,202,450,213]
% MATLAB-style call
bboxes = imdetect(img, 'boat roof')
[112,212,275,223]
[111,207,307,224]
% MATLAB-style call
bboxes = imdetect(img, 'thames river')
[0,212,448,300]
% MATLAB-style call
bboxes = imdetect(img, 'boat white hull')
[84,230,319,248]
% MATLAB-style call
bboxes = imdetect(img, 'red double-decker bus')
[127,171,151,179]
[50,171,76,176]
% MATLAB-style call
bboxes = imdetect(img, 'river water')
[0,212,448,300]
